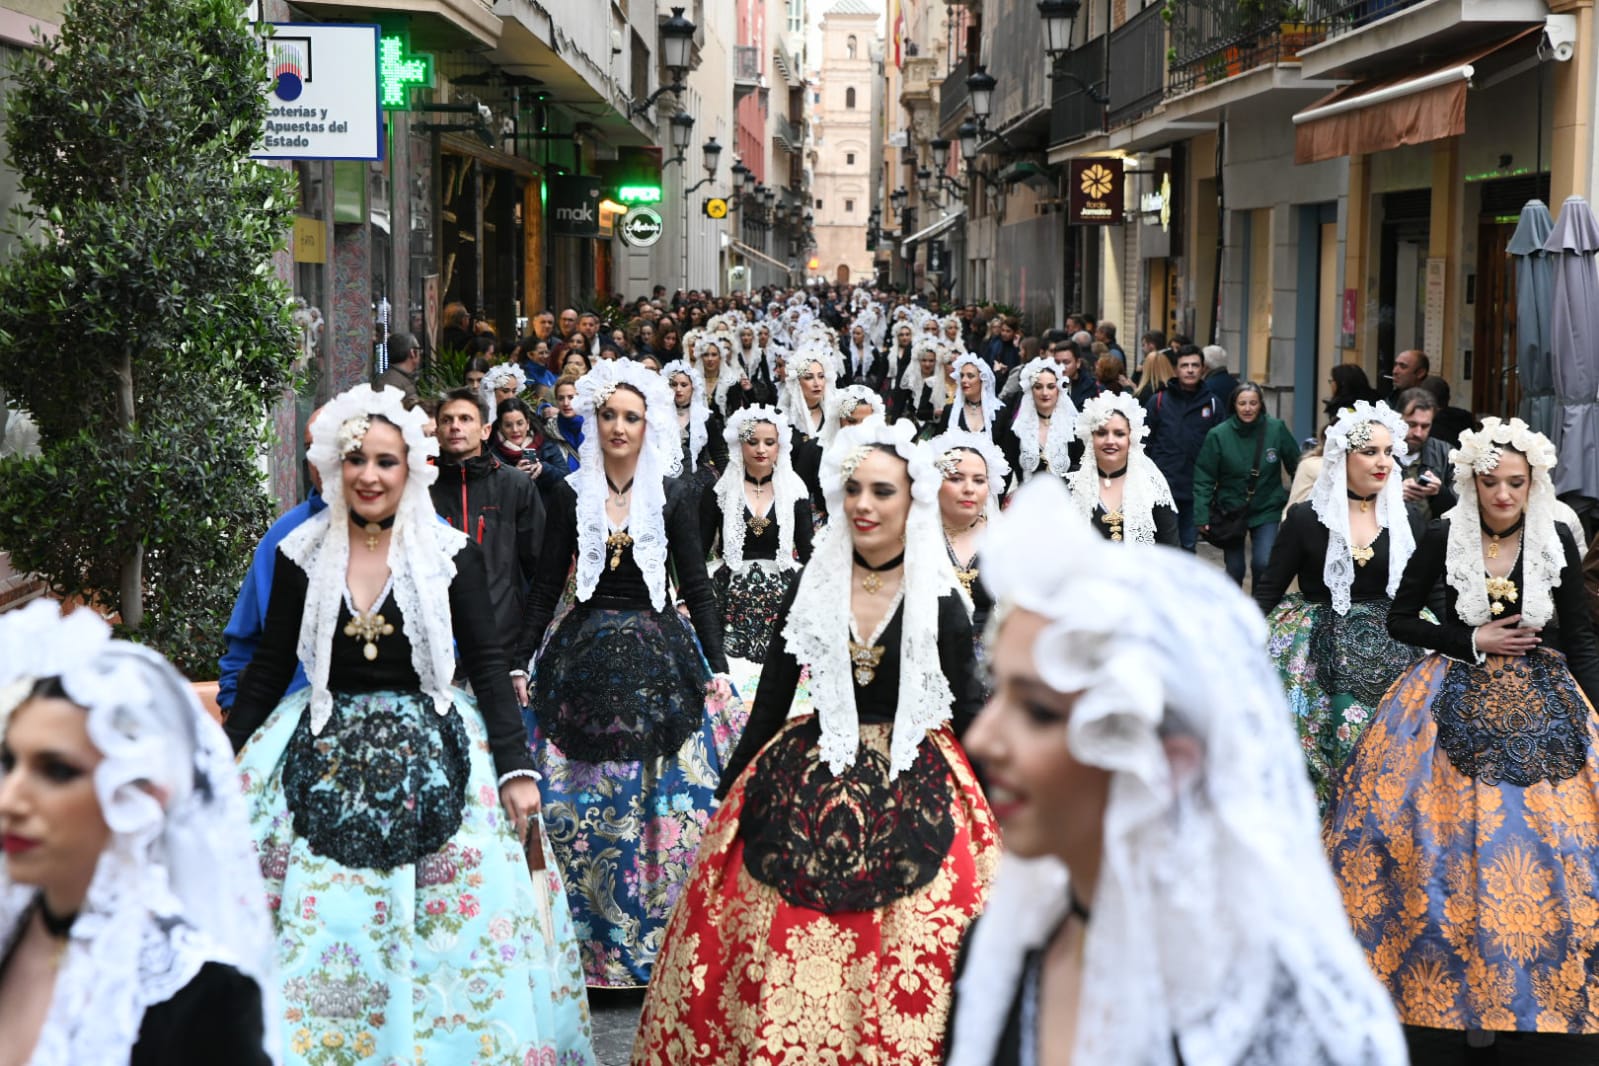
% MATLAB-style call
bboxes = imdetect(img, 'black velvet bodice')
[698,482,814,565]
[1254,502,1424,613]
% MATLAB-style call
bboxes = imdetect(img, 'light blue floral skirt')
[237,687,595,1065]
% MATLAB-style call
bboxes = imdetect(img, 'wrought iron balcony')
[938,57,972,132]
[1166,0,1327,95]
[1301,0,1428,40]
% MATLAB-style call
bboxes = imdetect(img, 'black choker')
[605,476,635,499]
[744,472,773,487]
[350,510,396,551]
[1097,466,1127,480]
[1347,489,1379,513]
[1484,515,1526,539]
[852,549,904,596]
[36,896,75,939]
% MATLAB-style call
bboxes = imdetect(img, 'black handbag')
[1202,426,1268,548]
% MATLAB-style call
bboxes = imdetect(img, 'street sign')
[620,206,664,247]
[704,197,729,220]
[256,24,383,161]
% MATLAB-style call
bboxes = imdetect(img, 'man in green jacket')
[1193,382,1300,586]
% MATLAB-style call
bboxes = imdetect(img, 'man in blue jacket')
[1144,347,1221,551]
[218,408,324,712]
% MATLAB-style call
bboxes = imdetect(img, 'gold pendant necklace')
[746,512,771,536]
[848,640,886,686]
[861,571,883,595]
[343,609,395,661]
[1485,575,1520,614]
[1103,510,1125,542]
[1350,543,1375,567]
[605,530,633,570]
[361,523,383,550]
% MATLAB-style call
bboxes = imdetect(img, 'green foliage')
[0,0,298,676]
[416,346,475,400]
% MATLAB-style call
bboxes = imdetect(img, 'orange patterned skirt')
[632,718,999,1065]
[1326,650,1599,1033]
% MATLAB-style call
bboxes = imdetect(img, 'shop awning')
[729,239,794,275]
[1292,26,1540,165]
[900,208,966,255]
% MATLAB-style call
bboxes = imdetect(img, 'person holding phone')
[1396,387,1457,520]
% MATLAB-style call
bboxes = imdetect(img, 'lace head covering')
[284,384,463,734]
[661,358,710,473]
[947,353,1001,434]
[715,405,807,571]
[904,336,952,416]
[844,323,874,378]
[783,419,961,777]
[820,385,886,448]
[1445,417,1567,627]
[928,429,1011,523]
[1065,392,1177,546]
[479,363,526,413]
[571,358,682,611]
[1013,361,1079,479]
[1309,401,1414,614]
[0,602,279,1066]
[947,479,1407,1066]
[781,347,838,438]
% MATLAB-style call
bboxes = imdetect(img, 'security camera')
[1543,14,1576,62]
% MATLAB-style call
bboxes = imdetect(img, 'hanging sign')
[255,24,383,161]
[621,206,664,247]
[1068,157,1124,225]
[704,197,729,219]
[548,176,603,238]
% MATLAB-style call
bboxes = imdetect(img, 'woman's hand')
[1475,615,1541,656]
[500,777,541,827]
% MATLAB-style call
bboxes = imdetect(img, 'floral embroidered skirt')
[712,559,809,736]
[528,605,744,987]
[236,687,595,1066]
[632,718,1000,1064]
[1326,649,1599,1034]
[1266,594,1420,811]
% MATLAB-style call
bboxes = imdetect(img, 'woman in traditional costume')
[634,419,997,1064]
[1064,391,1179,546]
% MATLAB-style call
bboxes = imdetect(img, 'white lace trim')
[783,419,958,777]
[948,480,1408,1066]
[285,384,462,734]
[1063,393,1175,546]
[927,429,1011,525]
[1013,361,1078,479]
[1309,401,1414,615]
[1444,417,1564,627]
[571,359,680,611]
[479,363,526,414]
[662,359,709,472]
[946,354,1001,436]
[0,603,279,1066]
[781,349,838,439]
[903,337,954,416]
[820,385,886,449]
[716,405,806,571]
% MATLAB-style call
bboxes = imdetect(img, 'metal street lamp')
[669,111,694,152]
[965,66,996,125]
[741,166,757,194]
[730,160,749,191]
[700,136,722,176]
[1038,0,1080,61]
[957,120,979,162]
[930,137,950,171]
[628,7,698,117]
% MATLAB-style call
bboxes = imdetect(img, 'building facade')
[811,0,878,286]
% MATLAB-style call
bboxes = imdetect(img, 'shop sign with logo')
[548,176,603,238]
[256,23,383,160]
[1068,157,1124,225]
[620,206,664,247]
[703,197,729,219]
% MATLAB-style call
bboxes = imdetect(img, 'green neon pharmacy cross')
[379,34,433,110]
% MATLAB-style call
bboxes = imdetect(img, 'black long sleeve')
[792,498,815,564]
[513,477,547,666]
[666,478,729,674]
[1253,504,1313,614]
[1153,503,1180,547]
[523,481,579,649]
[1389,523,1478,662]
[451,544,538,777]
[937,594,981,739]
[1553,527,1599,706]
[698,479,722,559]
[225,550,309,751]
[132,963,269,1066]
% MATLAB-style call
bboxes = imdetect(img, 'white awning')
[728,239,794,275]
[900,208,966,254]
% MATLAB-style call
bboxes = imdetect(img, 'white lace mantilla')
[717,405,805,571]
[781,348,837,439]
[289,384,462,734]
[946,354,1001,436]
[1308,401,1414,615]
[903,337,953,417]
[1014,361,1078,480]
[0,602,279,1066]
[948,480,1407,1066]
[927,428,1011,525]
[662,359,709,473]
[1445,417,1566,627]
[820,385,886,449]
[1064,393,1175,546]
[571,359,680,610]
[783,419,958,776]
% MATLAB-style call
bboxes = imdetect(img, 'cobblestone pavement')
[588,988,646,1065]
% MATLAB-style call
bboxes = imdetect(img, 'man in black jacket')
[430,387,546,704]
[1144,347,1221,551]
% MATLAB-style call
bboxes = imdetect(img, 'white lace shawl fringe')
[715,407,805,571]
[1310,404,1415,615]
[1064,447,1176,546]
[1014,363,1078,479]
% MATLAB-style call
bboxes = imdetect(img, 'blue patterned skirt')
[1326,649,1599,1034]
[237,687,595,1065]
[528,604,743,987]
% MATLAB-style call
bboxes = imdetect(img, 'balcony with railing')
[1049,40,1106,146]
[1165,0,1328,96]
[938,56,973,134]
[774,115,804,154]
[734,45,760,90]
[1107,3,1165,126]
[1301,0,1428,41]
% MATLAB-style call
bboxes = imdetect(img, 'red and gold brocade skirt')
[632,718,999,1065]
